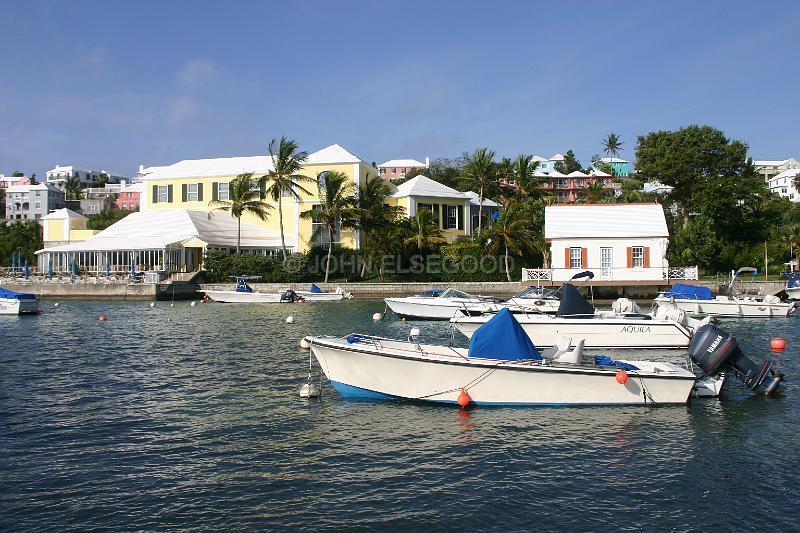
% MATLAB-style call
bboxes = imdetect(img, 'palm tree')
[462,148,498,236]
[511,154,547,202]
[602,133,624,176]
[261,136,314,262]
[299,170,356,282]
[369,221,409,282]
[580,180,611,204]
[403,209,447,252]
[353,175,405,277]
[64,174,83,200]
[484,205,534,281]
[208,172,272,254]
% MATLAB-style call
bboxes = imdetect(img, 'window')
[187,183,199,201]
[570,247,582,269]
[379,168,385,174]
[444,205,458,229]
[632,246,644,268]
[218,182,229,201]
[157,185,169,203]
[35,201,40,209]
[317,171,329,190]
[391,168,397,173]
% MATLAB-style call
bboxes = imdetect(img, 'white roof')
[550,153,565,161]
[48,164,91,173]
[140,144,363,181]
[390,175,465,199]
[6,183,62,193]
[567,171,589,178]
[774,168,800,180]
[548,170,567,178]
[531,155,548,162]
[600,157,629,163]
[754,159,790,166]
[464,191,498,207]
[589,169,612,177]
[545,203,668,239]
[40,208,87,221]
[38,209,287,253]
[123,182,146,193]
[378,159,427,168]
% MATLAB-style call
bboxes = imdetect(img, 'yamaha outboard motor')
[280,289,302,303]
[688,324,782,395]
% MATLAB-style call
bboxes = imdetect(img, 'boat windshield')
[514,286,559,300]
[440,288,474,299]
[416,289,446,297]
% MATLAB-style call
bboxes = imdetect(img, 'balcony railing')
[522,265,699,282]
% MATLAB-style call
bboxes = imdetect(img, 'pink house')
[377,158,430,181]
[115,182,144,211]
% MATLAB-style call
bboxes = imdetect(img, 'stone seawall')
[2,282,159,300]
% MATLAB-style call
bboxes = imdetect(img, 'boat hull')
[202,290,282,303]
[0,297,39,315]
[451,315,692,349]
[384,297,485,320]
[654,296,796,318]
[308,337,695,406]
[785,287,800,301]
[294,291,348,302]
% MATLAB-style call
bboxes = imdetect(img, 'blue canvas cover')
[0,287,36,300]
[310,283,324,294]
[663,283,713,300]
[468,308,542,361]
[787,274,800,288]
[556,283,596,318]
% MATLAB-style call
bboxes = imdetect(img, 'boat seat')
[541,336,572,361]
[553,339,585,365]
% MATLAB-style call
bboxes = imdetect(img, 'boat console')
[688,324,782,395]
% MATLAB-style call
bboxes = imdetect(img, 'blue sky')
[1,1,798,178]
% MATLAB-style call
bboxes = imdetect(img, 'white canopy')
[545,203,668,239]
[38,208,288,253]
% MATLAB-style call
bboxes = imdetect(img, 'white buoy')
[409,327,421,338]
[149,302,156,308]
[299,382,321,398]
[170,303,174,307]
[190,301,197,307]
[300,338,311,349]
[286,316,295,324]
[53,302,60,308]
[372,312,383,321]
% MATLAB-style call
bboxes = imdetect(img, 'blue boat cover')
[556,283,595,318]
[235,281,253,293]
[663,283,713,300]
[593,355,639,371]
[468,308,542,361]
[787,274,800,288]
[0,287,36,300]
[310,283,324,293]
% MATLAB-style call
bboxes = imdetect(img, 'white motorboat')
[452,283,708,349]
[654,268,796,318]
[784,273,800,300]
[0,287,40,315]
[202,277,350,303]
[384,288,500,320]
[305,308,698,406]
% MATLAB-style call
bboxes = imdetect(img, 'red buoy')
[770,338,786,351]
[457,388,472,408]
[616,370,629,384]
[99,315,107,321]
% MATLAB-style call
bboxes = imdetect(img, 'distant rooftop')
[378,159,427,168]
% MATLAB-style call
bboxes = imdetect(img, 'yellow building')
[139,144,377,253]
[40,208,99,246]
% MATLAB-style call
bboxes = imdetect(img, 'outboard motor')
[688,324,782,395]
[280,289,303,303]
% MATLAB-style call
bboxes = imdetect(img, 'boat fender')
[615,370,629,384]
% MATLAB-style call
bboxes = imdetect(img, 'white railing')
[521,268,553,282]
[666,266,698,280]
[522,265,699,282]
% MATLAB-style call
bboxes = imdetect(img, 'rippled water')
[1,299,798,531]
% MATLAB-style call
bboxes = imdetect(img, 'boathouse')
[542,203,674,283]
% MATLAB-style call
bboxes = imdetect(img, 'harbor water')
[1,300,798,531]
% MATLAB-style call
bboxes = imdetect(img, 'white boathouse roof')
[545,203,668,239]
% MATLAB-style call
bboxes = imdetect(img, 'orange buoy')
[615,370,629,384]
[770,338,786,351]
[457,388,472,408]
[99,315,107,321]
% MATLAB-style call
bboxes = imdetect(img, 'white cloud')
[177,58,222,89]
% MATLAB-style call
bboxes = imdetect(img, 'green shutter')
[152,185,158,203]
[181,184,188,202]
[197,183,203,201]
[212,182,218,201]
[167,184,173,203]
[457,205,464,231]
